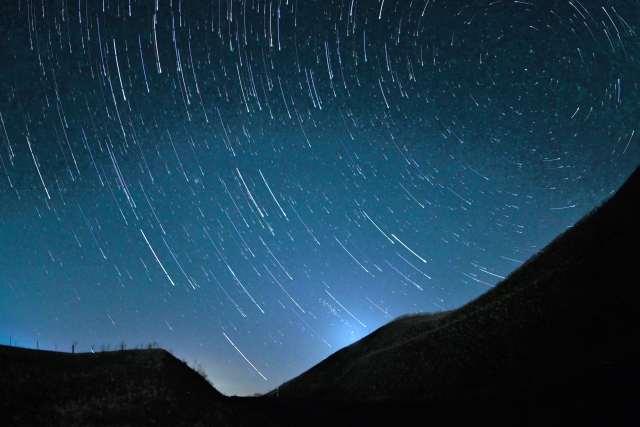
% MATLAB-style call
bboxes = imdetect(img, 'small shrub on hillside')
[192,359,214,387]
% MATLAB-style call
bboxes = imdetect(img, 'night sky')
[1,0,639,396]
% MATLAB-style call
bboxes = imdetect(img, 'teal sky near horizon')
[1,0,639,396]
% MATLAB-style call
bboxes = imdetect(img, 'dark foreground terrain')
[1,343,638,426]
[250,355,640,426]
[0,345,278,427]
[2,166,639,426]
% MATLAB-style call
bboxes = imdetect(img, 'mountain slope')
[271,165,640,402]
[0,345,275,426]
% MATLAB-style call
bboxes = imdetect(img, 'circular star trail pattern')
[0,0,639,395]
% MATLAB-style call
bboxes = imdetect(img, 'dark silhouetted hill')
[261,165,640,422]
[0,345,277,426]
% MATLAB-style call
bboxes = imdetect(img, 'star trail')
[0,0,639,396]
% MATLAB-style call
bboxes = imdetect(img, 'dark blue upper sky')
[0,0,638,395]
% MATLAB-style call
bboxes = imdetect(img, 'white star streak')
[259,169,288,220]
[263,263,304,313]
[26,136,50,199]
[334,236,373,277]
[391,234,427,263]
[223,333,267,381]
[236,168,265,218]
[325,290,366,328]
[362,211,394,243]
[140,229,176,286]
